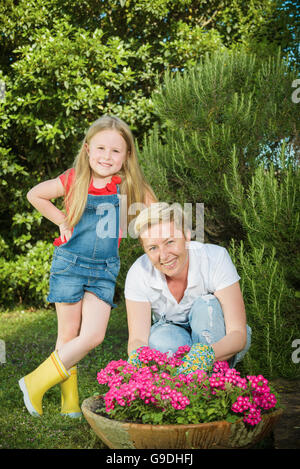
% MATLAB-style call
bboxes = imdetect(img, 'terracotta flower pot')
[82,396,283,449]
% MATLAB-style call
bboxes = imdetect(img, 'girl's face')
[86,129,128,181]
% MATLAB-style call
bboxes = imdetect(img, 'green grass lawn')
[0,304,128,449]
[0,303,282,450]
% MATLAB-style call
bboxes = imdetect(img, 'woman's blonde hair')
[64,115,156,228]
[134,202,191,239]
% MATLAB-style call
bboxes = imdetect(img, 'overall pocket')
[105,258,120,281]
[50,253,74,275]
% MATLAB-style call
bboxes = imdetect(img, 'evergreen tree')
[224,143,300,377]
[140,49,299,244]
[224,143,300,290]
[140,49,300,378]
[229,239,299,379]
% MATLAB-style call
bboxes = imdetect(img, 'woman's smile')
[141,221,191,279]
[160,258,178,269]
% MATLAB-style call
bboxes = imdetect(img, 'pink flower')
[243,405,262,426]
[97,349,279,427]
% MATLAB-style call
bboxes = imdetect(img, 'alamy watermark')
[292,339,300,364]
[291,79,300,104]
[0,339,6,364]
[0,80,5,103]
[95,198,204,242]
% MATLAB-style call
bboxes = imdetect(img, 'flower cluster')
[209,361,278,426]
[97,346,192,413]
[96,346,279,427]
[234,374,277,426]
[209,362,248,394]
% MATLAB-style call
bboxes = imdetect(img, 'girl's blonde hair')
[64,115,156,228]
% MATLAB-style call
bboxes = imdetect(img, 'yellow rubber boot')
[18,351,70,417]
[60,365,82,418]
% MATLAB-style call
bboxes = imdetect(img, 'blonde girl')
[19,115,156,418]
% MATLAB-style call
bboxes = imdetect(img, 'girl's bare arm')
[27,178,72,241]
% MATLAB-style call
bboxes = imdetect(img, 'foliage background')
[0,0,299,380]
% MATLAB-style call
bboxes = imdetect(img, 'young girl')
[19,115,156,418]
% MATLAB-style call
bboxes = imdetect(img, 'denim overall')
[47,186,120,308]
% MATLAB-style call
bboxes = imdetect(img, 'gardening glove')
[127,346,147,368]
[176,343,215,375]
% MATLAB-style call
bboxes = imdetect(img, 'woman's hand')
[176,343,215,375]
[127,346,147,368]
[58,221,73,243]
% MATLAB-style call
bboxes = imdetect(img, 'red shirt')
[53,169,122,247]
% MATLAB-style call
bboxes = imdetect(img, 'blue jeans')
[148,295,251,367]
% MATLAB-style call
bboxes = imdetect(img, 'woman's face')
[86,129,128,181]
[141,221,190,279]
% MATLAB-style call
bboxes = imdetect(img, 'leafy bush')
[0,241,53,307]
[115,236,144,303]
[1,0,297,258]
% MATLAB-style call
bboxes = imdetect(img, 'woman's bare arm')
[212,281,247,361]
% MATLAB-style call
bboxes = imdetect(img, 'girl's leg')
[55,300,82,350]
[19,292,111,417]
[57,291,111,370]
[55,301,83,418]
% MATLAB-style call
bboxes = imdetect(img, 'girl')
[19,115,156,418]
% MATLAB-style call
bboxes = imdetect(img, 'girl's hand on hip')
[58,221,73,243]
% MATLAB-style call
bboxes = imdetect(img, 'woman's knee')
[188,295,226,345]
[148,323,192,353]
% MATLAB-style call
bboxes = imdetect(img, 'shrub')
[224,144,300,291]
[229,240,300,379]
[0,241,53,307]
[140,49,299,244]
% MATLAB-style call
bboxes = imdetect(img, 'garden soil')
[272,378,300,449]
